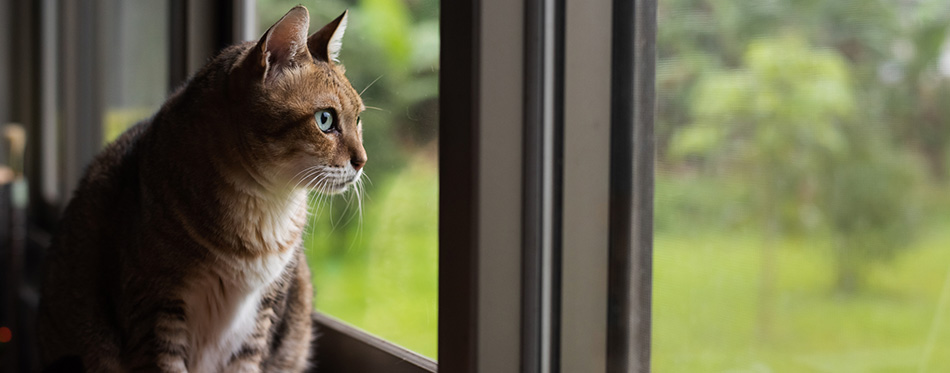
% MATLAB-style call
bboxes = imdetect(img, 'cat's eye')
[315,110,335,132]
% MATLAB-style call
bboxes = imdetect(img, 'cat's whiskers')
[354,172,366,244]
[343,181,363,252]
[302,173,332,239]
[314,178,332,220]
[298,165,367,246]
[359,74,384,97]
[330,187,354,232]
[308,173,331,216]
[363,105,388,113]
[287,166,320,191]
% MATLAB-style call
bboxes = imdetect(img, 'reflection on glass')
[100,0,169,141]
[655,0,950,371]
[258,0,439,357]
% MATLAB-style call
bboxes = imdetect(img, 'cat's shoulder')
[77,118,152,193]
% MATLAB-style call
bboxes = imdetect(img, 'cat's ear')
[308,10,348,63]
[247,6,311,83]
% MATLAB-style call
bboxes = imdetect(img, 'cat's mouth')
[319,174,360,195]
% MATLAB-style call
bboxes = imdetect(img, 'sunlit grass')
[304,155,438,358]
[653,217,950,372]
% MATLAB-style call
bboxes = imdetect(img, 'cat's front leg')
[153,302,190,373]
[224,307,275,373]
[262,255,314,372]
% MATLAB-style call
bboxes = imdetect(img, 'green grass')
[303,157,438,358]
[653,222,950,372]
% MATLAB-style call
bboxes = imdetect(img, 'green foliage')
[660,2,940,292]
[670,35,860,240]
[673,36,854,164]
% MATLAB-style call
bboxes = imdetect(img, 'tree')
[670,35,920,294]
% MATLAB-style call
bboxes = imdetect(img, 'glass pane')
[655,0,950,371]
[257,0,438,358]
[99,0,169,142]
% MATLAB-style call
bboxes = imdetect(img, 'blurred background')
[3,0,950,372]
[653,0,950,371]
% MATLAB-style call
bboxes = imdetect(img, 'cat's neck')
[224,184,310,256]
[144,99,310,258]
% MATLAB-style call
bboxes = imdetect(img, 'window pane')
[257,0,439,358]
[100,0,169,142]
[655,0,950,371]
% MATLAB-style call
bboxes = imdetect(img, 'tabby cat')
[37,6,366,372]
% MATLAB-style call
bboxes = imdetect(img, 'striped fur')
[37,7,362,372]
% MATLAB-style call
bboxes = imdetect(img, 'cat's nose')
[350,157,366,171]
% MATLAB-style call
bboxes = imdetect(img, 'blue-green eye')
[316,110,334,132]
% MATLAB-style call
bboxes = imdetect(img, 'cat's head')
[224,6,366,196]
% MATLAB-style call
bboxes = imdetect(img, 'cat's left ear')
[308,10,348,63]
[244,5,311,84]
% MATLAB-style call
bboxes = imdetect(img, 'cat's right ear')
[240,5,311,85]
[308,10,348,63]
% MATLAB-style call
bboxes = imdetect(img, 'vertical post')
[559,0,613,371]
[440,0,527,371]
[168,0,240,90]
[438,0,479,370]
[38,0,59,211]
[60,0,103,197]
[231,0,256,42]
[168,0,188,90]
[522,0,563,370]
[477,0,525,370]
[608,0,656,371]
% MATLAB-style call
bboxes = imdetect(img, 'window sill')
[311,312,437,373]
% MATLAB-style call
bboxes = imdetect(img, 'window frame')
[5,0,656,371]
[439,0,656,372]
[607,0,656,371]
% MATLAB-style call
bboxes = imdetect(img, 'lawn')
[653,223,950,372]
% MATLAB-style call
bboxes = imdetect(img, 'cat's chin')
[315,181,353,195]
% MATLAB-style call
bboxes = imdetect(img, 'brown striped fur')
[37,6,365,372]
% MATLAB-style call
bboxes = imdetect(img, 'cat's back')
[51,118,151,254]
[37,118,153,366]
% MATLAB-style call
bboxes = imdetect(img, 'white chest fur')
[231,189,309,254]
[177,187,307,372]
[182,248,296,373]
